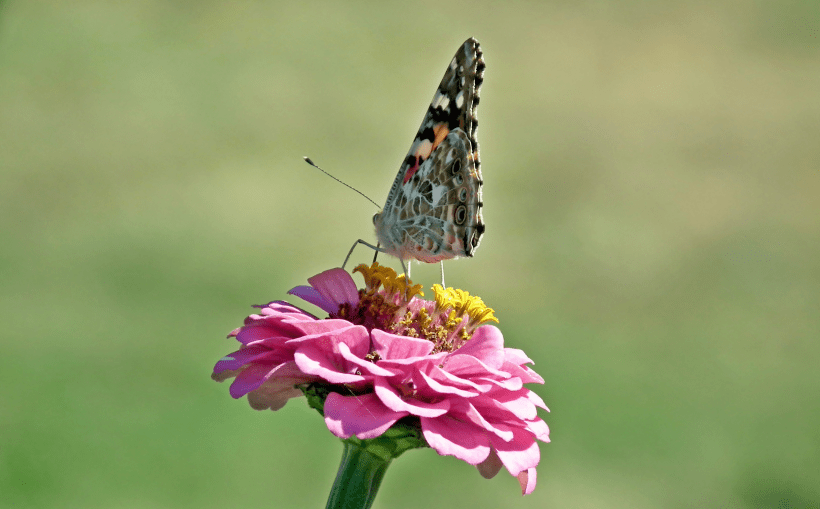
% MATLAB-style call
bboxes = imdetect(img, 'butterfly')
[346,38,486,281]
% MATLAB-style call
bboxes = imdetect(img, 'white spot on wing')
[433,95,450,110]
[432,184,446,205]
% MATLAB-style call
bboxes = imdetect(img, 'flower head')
[212,263,550,495]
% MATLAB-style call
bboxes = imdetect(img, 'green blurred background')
[2,1,818,508]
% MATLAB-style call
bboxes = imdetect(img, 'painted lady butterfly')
[350,38,485,278]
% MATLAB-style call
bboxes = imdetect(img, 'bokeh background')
[2,1,819,508]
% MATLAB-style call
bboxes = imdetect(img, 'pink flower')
[212,263,550,495]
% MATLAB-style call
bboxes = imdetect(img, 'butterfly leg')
[440,261,446,288]
[342,239,385,270]
[399,258,412,301]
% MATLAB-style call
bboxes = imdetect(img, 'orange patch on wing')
[402,125,451,184]
[432,124,450,149]
[415,139,434,159]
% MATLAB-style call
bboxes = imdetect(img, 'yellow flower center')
[351,263,498,352]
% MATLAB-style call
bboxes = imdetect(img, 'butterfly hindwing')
[389,129,483,262]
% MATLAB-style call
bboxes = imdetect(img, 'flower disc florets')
[344,264,498,354]
[212,263,549,495]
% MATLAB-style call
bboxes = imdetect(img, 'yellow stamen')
[354,262,424,301]
[350,263,497,352]
[432,284,498,327]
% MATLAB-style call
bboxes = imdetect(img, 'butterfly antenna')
[303,157,381,209]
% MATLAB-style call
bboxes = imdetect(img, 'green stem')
[326,441,391,509]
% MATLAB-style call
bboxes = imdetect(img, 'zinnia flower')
[213,263,550,496]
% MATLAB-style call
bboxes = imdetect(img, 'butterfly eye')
[372,213,380,225]
[455,205,467,225]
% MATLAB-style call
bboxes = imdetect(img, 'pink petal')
[464,401,518,428]
[490,427,540,477]
[255,301,317,320]
[488,389,539,420]
[213,345,281,373]
[235,322,294,346]
[527,390,549,411]
[424,364,489,393]
[287,285,336,314]
[502,360,544,385]
[229,360,310,398]
[460,401,515,441]
[288,318,365,338]
[373,378,450,417]
[288,325,371,383]
[229,363,274,398]
[503,347,534,366]
[421,415,491,465]
[442,352,510,380]
[371,329,435,359]
[211,368,241,383]
[454,325,505,369]
[246,380,305,411]
[376,352,447,373]
[482,376,524,391]
[307,268,360,308]
[294,345,365,384]
[416,368,479,398]
[526,418,551,443]
[517,468,537,495]
[324,392,407,439]
[286,324,371,358]
[337,342,396,377]
[244,302,318,333]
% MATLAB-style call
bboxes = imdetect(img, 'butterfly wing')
[376,128,484,262]
[374,38,485,263]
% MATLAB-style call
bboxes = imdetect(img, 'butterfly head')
[372,210,401,257]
